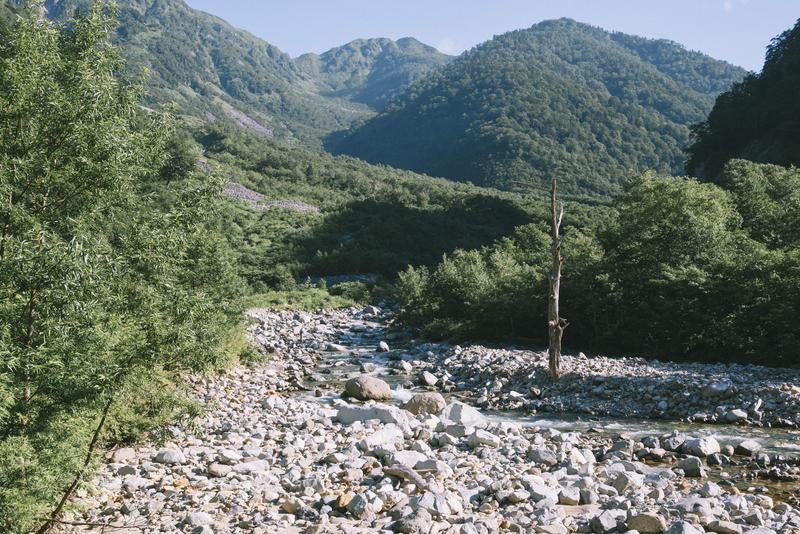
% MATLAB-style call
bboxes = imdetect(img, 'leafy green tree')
[0,4,241,531]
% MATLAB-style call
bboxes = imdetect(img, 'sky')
[183,0,798,72]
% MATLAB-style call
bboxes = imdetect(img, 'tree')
[0,4,241,531]
[547,177,567,380]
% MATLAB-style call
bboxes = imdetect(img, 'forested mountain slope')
[687,19,800,179]
[22,0,449,147]
[297,37,453,109]
[328,19,746,197]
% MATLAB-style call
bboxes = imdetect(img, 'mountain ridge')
[327,18,747,196]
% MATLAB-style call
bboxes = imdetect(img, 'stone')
[337,403,409,425]
[111,447,136,463]
[682,437,720,457]
[628,513,667,533]
[187,511,213,526]
[392,508,433,533]
[390,450,428,468]
[591,511,619,533]
[415,459,454,477]
[678,456,706,478]
[734,439,762,456]
[360,424,405,450]
[667,522,704,534]
[558,487,581,505]
[420,371,438,386]
[612,471,643,493]
[506,489,530,504]
[467,429,501,448]
[232,460,268,474]
[377,341,390,352]
[707,520,742,534]
[207,463,231,477]
[347,493,374,519]
[404,392,446,415]
[440,401,488,429]
[724,409,748,423]
[661,431,687,452]
[528,447,558,466]
[344,375,392,401]
[153,448,186,465]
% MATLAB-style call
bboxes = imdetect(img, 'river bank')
[61,306,800,533]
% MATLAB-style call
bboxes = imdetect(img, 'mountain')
[687,19,800,179]
[327,19,747,197]
[297,37,452,109]
[31,0,449,148]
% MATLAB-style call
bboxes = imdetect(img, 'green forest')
[1,1,799,531]
[328,19,745,197]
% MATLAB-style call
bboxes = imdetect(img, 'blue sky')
[184,0,798,71]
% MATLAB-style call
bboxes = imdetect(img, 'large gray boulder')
[439,401,488,429]
[682,437,720,457]
[344,375,392,401]
[337,403,409,425]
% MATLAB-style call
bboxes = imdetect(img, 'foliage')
[0,5,241,530]
[686,19,800,178]
[397,167,800,367]
[296,37,452,110]
[196,123,604,290]
[328,18,745,197]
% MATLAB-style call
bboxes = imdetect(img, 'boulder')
[678,456,706,478]
[420,371,438,386]
[629,513,667,533]
[682,437,720,457]
[467,429,501,448]
[377,341,390,353]
[734,439,762,456]
[724,409,748,423]
[337,403,409,426]
[344,375,392,401]
[667,522,704,534]
[153,448,186,465]
[440,401,488,429]
[404,392,446,415]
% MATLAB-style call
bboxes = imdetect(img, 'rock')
[111,447,136,463]
[724,409,748,423]
[359,362,377,373]
[678,456,706,478]
[218,448,243,464]
[667,521,704,534]
[232,460,268,474]
[392,508,433,533]
[326,343,348,352]
[390,450,428,468]
[153,448,186,465]
[440,402,488,429]
[404,392,446,415]
[505,489,530,504]
[657,400,669,411]
[702,380,732,398]
[467,429,501,448]
[558,487,581,505]
[682,437,720,457]
[661,431,687,452]
[377,341,390,352]
[337,403,409,425]
[415,459,453,477]
[528,447,558,466]
[707,520,742,534]
[734,439,762,456]
[360,424,405,450]
[628,513,667,533]
[347,493,374,519]
[344,375,392,401]
[612,471,643,493]
[592,511,619,533]
[420,371,438,386]
[207,463,231,477]
[187,511,213,526]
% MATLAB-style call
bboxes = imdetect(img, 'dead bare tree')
[548,176,568,380]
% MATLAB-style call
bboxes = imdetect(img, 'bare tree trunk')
[36,396,114,534]
[548,177,567,380]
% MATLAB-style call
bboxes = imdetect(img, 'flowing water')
[290,315,800,502]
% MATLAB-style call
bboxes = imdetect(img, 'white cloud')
[436,38,458,55]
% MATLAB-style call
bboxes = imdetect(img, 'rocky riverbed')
[62,306,800,533]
